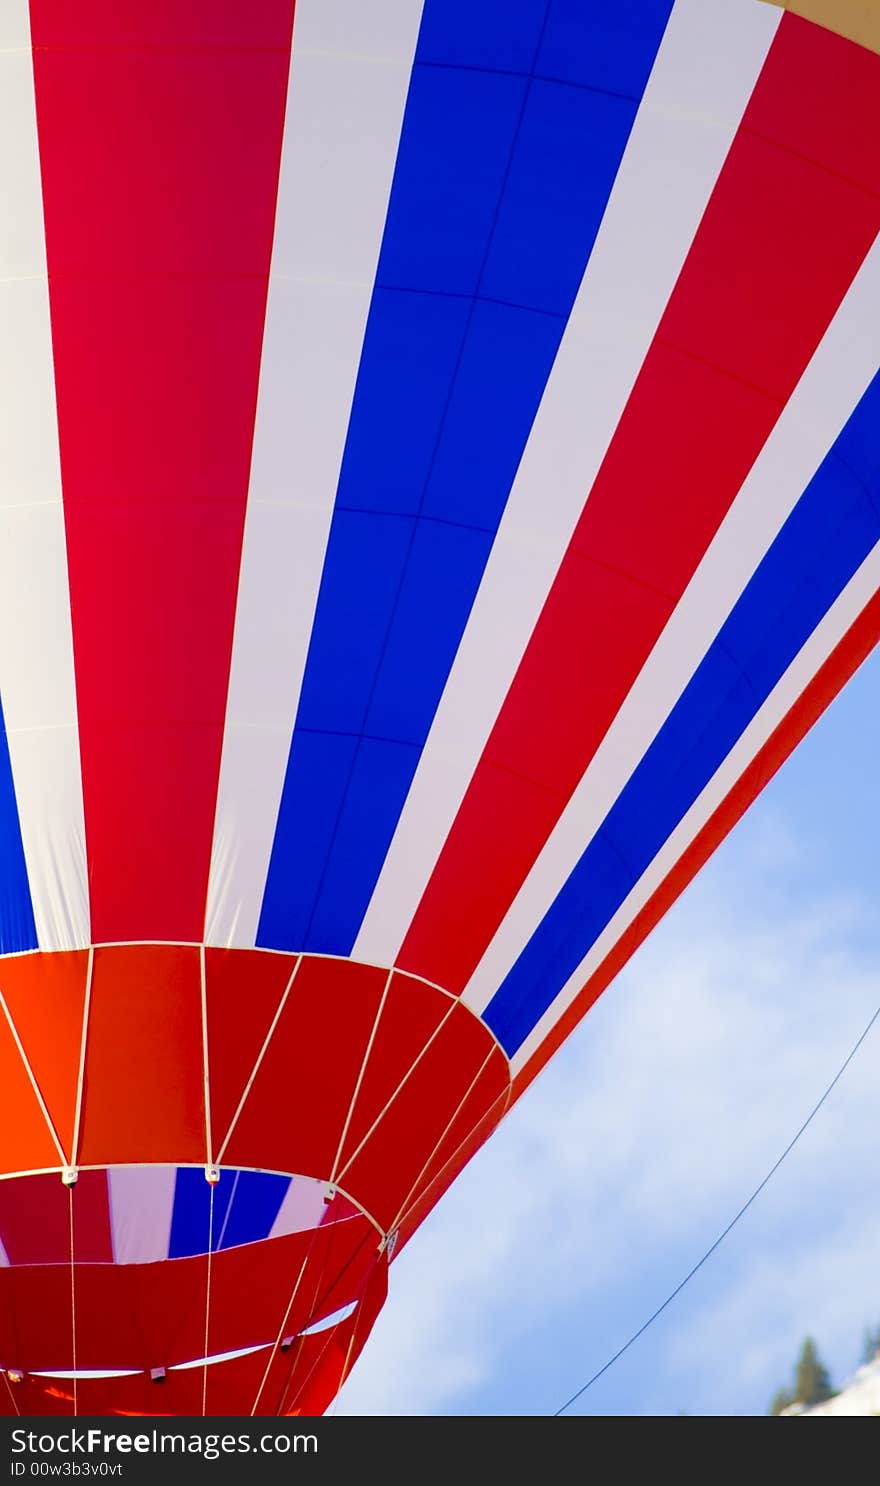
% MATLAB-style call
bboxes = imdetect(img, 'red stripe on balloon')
[29,0,295,941]
[397,15,880,994]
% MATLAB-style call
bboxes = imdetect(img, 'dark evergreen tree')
[769,1335,834,1414]
[793,1336,833,1406]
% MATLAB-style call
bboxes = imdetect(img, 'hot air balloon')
[1,0,879,1418]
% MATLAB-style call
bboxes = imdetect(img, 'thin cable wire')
[554,997,880,1416]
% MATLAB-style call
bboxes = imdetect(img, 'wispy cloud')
[338,813,880,1416]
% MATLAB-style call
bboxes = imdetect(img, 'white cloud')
[337,822,880,1416]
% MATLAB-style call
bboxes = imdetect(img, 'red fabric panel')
[77,946,205,1166]
[0,952,88,1161]
[397,17,880,994]
[331,972,450,1176]
[30,0,294,942]
[338,1001,501,1232]
[0,1171,111,1266]
[221,958,387,1181]
[29,0,295,49]
[282,1254,388,1417]
[396,1046,509,1233]
[204,947,298,1154]
[512,589,880,1104]
[0,1009,59,1177]
[205,1215,376,1362]
[0,1220,376,1378]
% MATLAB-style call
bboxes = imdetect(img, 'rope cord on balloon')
[279,1240,377,1418]
[333,1267,378,1410]
[249,1197,332,1417]
[215,1169,241,1251]
[2,1365,20,1417]
[332,996,459,1190]
[201,1183,215,1417]
[214,955,303,1165]
[552,996,880,1416]
[387,1045,501,1238]
[329,967,394,1186]
[272,1212,378,1417]
[394,1082,511,1240]
[68,1184,77,1418]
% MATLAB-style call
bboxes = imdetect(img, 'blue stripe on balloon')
[257,0,675,954]
[168,1168,236,1259]
[217,1172,291,1250]
[484,370,880,1055]
[0,694,37,954]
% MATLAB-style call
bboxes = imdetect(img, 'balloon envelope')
[1,0,879,1415]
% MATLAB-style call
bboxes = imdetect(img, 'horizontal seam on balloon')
[372,281,568,319]
[416,58,641,108]
[0,941,514,1062]
[563,544,681,605]
[45,269,273,282]
[291,48,414,68]
[0,1162,386,1242]
[650,333,791,407]
[31,43,292,58]
[739,123,880,203]
[333,506,495,536]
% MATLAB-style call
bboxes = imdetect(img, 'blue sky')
[338,643,880,1417]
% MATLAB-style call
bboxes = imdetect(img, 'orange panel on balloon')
[204,945,298,1153]
[0,951,88,1160]
[0,1008,61,1176]
[221,957,386,1180]
[77,945,205,1166]
[338,1001,501,1232]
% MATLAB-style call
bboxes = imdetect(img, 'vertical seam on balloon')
[199,944,213,1168]
[333,994,459,1186]
[0,982,69,1167]
[387,1044,500,1237]
[214,954,303,1164]
[69,945,94,1172]
[329,966,395,1184]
